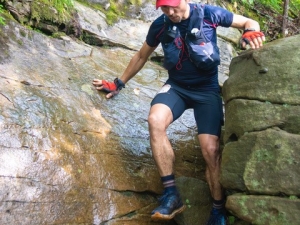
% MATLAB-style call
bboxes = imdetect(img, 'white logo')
[157,84,171,94]
[203,50,214,61]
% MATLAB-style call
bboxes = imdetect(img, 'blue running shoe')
[206,208,227,225]
[151,191,186,221]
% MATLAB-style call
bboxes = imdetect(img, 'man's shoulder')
[152,14,165,27]
[146,14,166,47]
[191,3,232,16]
[148,14,165,35]
[199,3,233,26]
[189,3,219,20]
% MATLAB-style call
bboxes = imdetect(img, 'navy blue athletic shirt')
[146,4,233,91]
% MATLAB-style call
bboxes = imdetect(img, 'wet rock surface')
[0,18,205,225]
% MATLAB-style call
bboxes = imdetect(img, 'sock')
[212,198,225,210]
[161,174,177,194]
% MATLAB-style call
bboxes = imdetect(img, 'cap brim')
[156,0,181,9]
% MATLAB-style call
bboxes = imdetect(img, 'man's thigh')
[192,92,223,137]
[151,84,188,122]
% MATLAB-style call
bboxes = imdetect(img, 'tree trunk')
[282,0,290,37]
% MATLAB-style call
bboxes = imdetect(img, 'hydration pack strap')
[187,4,209,42]
[188,4,204,30]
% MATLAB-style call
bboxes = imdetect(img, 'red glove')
[241,30,265,49]
[242,30,264,44]
[93,78,125,97]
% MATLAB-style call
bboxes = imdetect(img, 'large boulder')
[221,34,300,224]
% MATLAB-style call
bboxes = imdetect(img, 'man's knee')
[199,136,220,162]
[148,110,158,123]
[148,104,173,130]
[148,112,165,130]
[202,144,220,157]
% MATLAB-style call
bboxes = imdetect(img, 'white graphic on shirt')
[157,84,171,94]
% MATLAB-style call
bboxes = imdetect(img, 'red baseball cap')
[156,0,181,9]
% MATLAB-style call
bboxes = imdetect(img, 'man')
[93,0,265,224]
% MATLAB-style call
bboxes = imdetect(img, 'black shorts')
[151,81,224,137]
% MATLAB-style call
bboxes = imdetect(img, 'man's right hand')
[92,78,125,99]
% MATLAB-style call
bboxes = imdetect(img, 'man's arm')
[231,14,265,49]
[231,14,260,30]
[93,41,156,98]
[120,41,157,84]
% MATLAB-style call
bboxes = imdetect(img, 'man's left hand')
[241,31,265,49]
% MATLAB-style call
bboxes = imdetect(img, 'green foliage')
[289,195,298,200]
[234,0,300,15]
[31,0,74,23]
[0,4,5,25]
[228,216,235,225]
[290,0,300,14]
[129,0,142,5]
[106,1,119,25]
[50,0,74,14]
[185,198,192,208]
[263,0,300,15]
[260,0,282,12]
[240,0,254,5]
[230,0,300,40]
[76,0,135,25]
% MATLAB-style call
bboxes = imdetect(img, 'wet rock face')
[222,34,300,224]
[0,18,204,224]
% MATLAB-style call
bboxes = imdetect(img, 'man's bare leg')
[148,103,186,220]
[198,134,223,200]
[199,134,226,225]
[148,104,174,176]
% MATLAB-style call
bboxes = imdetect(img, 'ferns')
[234,0,300,16]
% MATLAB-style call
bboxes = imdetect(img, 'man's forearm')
[231,15,260,31]
[120,41,156,84]
[120,50,148,83]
